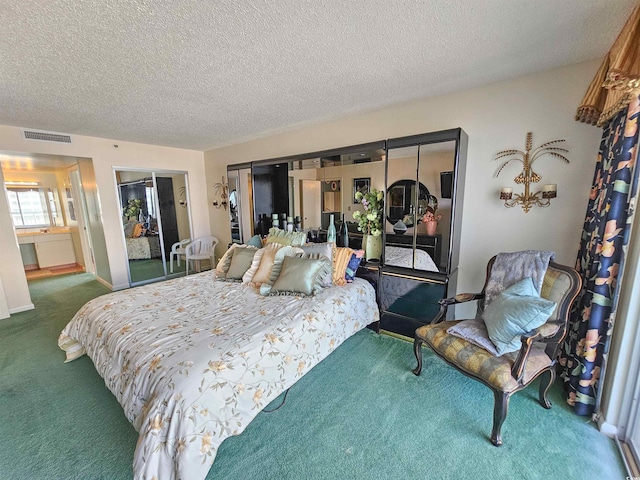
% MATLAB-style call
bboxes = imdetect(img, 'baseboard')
[110,281,130,291]
[380,329,413,343]
[95,276,119,291]
[8,303,35,314]
[598,415,618,438]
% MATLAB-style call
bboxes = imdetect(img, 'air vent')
[22,129,72,144]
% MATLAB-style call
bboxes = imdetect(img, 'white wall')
[0,167,33,314]
[205,60,602,316]
[0,126,210,311]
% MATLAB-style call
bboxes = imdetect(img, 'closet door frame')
[113,167,193,287]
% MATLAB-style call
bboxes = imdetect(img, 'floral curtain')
[561,95,639,416]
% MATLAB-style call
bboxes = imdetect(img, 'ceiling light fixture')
[4,181,41,186]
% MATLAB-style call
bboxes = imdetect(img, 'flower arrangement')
[353,188,384,236]
[420,206,442,224]
[123,198,142,219]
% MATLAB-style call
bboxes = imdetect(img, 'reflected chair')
[413,256,581,446]
[169,239,191,273]
[184,236,219,275]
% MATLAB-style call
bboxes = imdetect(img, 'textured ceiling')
[0,0,636,151]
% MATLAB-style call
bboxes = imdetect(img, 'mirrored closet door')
[115,169,192,286]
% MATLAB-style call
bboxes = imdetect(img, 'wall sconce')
[212,176,229,210]
[495,132,568,213]
[178,186,187,208]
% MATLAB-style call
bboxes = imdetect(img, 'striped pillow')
[242,243,283,284]
[332,247,355,286]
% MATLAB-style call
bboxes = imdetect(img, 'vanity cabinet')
[379,270,446,337]
[18,232,77,269]
[35,233,76,268]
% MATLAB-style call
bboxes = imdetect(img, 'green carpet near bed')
[128,258,186,283]
[0,273,624,480]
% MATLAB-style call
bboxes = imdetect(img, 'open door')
[301,179,321,230]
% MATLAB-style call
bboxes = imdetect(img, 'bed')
[123,221,162,260]
[59,271,378,480]
[384,245,439,271]
[126,235,162,260]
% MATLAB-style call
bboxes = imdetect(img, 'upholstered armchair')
[413,256,581,446]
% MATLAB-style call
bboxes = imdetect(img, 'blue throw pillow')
[482,277,556,356]
[246,235,263,248]
[345,254,363,282]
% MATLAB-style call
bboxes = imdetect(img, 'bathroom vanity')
[17,229,77,270]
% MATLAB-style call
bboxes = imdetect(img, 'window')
[7,187,57,227]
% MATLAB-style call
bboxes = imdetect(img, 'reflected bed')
[384,245,439,271]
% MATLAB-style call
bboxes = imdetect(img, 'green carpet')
[0,273,625,479]
[128,258,186,284]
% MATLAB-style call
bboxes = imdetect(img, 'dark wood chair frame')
[413,257,581,446]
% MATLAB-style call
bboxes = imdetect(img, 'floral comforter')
[59,272,378,480]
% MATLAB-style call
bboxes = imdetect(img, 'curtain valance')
[576,5,640,126]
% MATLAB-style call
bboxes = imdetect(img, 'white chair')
[184,236,219,275]
[169,238,191,273]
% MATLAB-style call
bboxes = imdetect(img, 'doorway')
[0,152,105,283]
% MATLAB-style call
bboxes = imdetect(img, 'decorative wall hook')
[495,132,569,213]
[212,176,229,210]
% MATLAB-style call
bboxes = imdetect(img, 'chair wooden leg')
[538,368,555,409]
[491,391,510,446]
[413,338,424,376]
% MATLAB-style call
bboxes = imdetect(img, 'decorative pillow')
[246,235,263,248]
[247,244,285,285]
[265,227,307,247]
[332,247,355,286]
[223,247,258,281]
[132,223,144,238]
[215,244,256,277]
[447,318,500,356]
[242,243,282,284]
[344,250,364,282]
[123,221,137,238]
[261,255,331,297]
[482,277,556,356]
[215,244,240,275]
[300,243,334,287]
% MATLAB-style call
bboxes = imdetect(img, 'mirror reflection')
[227,167,253,244]
[384,141,456,272]
[387,179,435,228]
[288,148,386,246]
[116,170,191,285]
[226,136,457,274]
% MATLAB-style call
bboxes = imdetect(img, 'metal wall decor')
[212,176,229,210]
[495,132,569,212]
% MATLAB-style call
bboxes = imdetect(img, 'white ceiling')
[0,1,636,151]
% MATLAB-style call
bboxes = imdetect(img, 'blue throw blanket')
[484,250,555,307]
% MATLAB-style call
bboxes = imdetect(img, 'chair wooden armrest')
[510,322,562,382]
[432,292,484,323]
